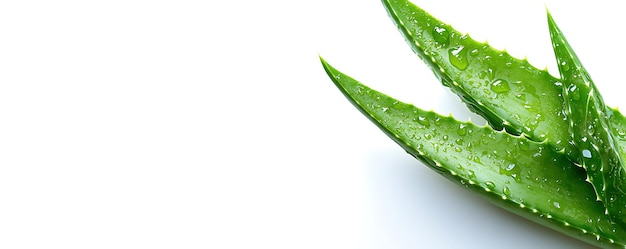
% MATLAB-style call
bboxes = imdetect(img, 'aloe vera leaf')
[321,57,626,248]
[381,0,569,149]
[381,0,626,158]
[381,0,626,189]
[547,12,626,228]
[610,110,626,155]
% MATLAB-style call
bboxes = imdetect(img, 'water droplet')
[356,86,363,95]
[553,201,561,209]
[416,144,424,151]
[470,49,479,55]
[448,45,468,70]
[457,124,467,136]
[567,84,580,100]
[490,79,510,93]
[506,163,516,171]
[382,107,389,112]
[500,162,521,177]
[582,149,592,158]
[468,170,475,179]
[485,181,495,189]
[587,124,595,136]
[424,133,432,140]
[487,68,495,80]
[503,186,510,196]
[417,116,430,128]
[432,26,450,46]
[560,61,570,72]
[442,135,449,141]
[454,147,462,152]
[434,117,442,125]
[454,138,463,145]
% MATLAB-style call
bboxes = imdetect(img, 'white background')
[0,0,621,248]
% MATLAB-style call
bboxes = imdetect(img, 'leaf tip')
[318,55,336,79]
[545,8,559,35]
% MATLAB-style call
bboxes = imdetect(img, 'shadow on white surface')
[360,147,595,248]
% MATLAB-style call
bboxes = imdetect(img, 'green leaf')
[321,57,626,248]
[547,12,626,228]
[381,0,567,147]
[380,0,626,160]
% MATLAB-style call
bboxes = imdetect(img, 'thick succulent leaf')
[321,57,626,248]
[381,0,569,149]
[381,0,626,159]
[548,12,626,228]
[610,110,626,156]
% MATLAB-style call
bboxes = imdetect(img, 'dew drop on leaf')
[448,45,468,70]
[356,86,363,95]
[455,138,463,145]
[582,149,592,158]
[587,124,595,136]
[500,162,521,177]
[434,117,442,126]
[487,68,495,80]
[457,124,467,136]
[490,79,510,93]
[432,26,450,46]
[417,115,430,128]
[567,84,580,100]
[506,163,516,171]
[467,170,476,180]
[560,61,570,72]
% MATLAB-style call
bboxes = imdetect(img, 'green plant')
[320,0,626,248]
[547,12,626,232]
